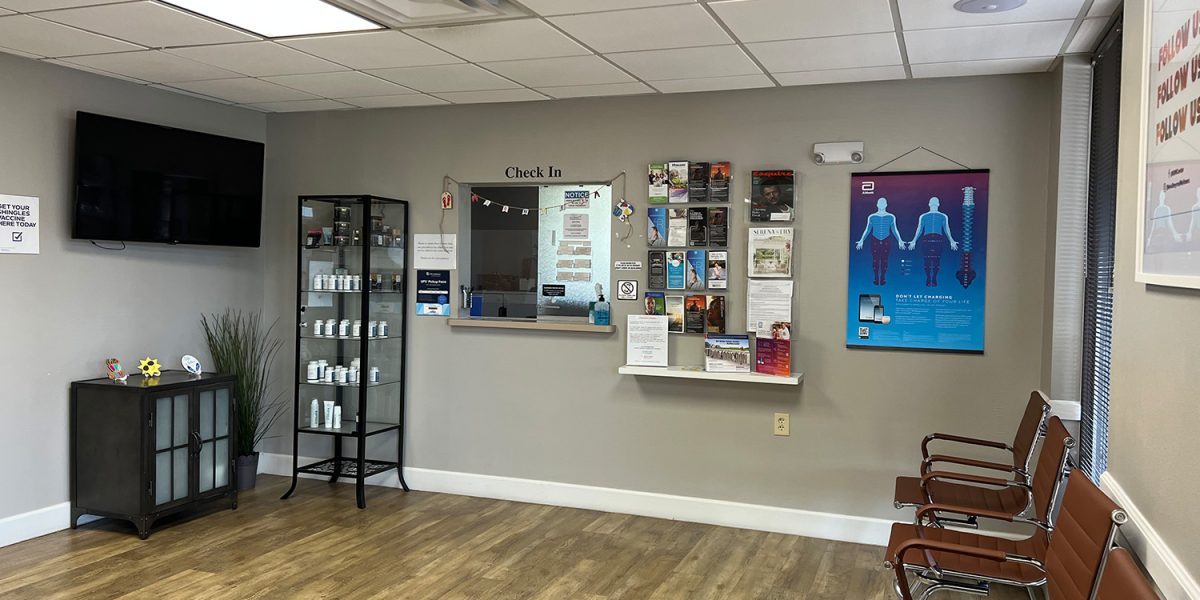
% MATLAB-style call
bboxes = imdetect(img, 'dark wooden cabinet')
[70,371,238,539]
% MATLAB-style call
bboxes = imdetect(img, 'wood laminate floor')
[0,475,1030,599]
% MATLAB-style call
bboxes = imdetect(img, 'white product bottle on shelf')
[310,399,320,427]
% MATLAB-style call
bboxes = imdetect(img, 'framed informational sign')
[845,170,989,353]
[1140,1,1200,288]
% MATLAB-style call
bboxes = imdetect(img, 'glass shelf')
[300,289,405,294]
[298,379,402,388]
[298,420,400,437]
[303,245,405,252]
[299,334,402,341]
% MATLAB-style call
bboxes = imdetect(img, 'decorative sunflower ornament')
[138,357,162,378]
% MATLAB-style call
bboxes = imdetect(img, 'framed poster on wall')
[845,170,989,353]
[1140,1,1200,288]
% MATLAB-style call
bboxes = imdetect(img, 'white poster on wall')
[0,195,39,255]
[413,234,456,270]
[626,315,668,367]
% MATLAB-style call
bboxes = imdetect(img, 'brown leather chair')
[885,467,1126,600]
[1096,547,1160,599]
[895,391,1051,524]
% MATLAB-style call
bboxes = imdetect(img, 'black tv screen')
[73,111,264,247]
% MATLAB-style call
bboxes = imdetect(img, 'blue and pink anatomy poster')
[845,170,989,353]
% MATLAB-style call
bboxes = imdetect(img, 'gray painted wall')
[0,54,266,520]
[262,74,1055,520]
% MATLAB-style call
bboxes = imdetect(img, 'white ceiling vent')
[328,0,528,28]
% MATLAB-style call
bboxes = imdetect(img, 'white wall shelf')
[618,365,803,386]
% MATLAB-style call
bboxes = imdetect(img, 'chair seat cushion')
[887,522,1048,585]
[894,476,1030,516]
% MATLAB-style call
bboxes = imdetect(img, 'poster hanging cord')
[869,146,972,172]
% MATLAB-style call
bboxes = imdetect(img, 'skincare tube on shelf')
[311,399,320,427]
[323,401,334,427]
[332,406,342,428]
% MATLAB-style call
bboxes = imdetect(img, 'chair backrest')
[1011,391,1051,474]
[1031,416,1073,525]
[1096,548,1160,599]
[1044,469,1125,600]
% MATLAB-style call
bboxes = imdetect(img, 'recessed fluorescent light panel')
[165,0,381,38]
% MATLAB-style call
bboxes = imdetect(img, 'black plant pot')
[236,453,259,491]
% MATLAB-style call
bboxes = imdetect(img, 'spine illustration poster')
[845,170,989,353]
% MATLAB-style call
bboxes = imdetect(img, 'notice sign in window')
[0,195,38,255]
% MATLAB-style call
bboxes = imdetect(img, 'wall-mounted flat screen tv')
[73,111,264,247]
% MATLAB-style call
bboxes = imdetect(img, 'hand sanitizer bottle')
[594,294,610,326]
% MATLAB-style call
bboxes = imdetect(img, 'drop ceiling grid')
[0,0,1108,110]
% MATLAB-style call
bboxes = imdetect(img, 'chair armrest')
[920,470,1013,488]
[891,537,1007,565]
[920,455,1017,476]
[921,433,1011,460]
[916,503,1015,524]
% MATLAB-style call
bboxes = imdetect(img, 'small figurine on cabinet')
[137,357,162,378]
[182,355,203,376]
[105,358,128,382]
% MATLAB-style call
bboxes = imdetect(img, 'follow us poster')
[845,170,989,353]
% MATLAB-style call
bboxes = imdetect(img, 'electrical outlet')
[774,413,790,436]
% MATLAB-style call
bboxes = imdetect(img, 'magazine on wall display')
[648,163,668,205]
[668,161,689,203]
[688,206,708,247]
[707,250,728,289]
[750,170,795,222]
[644,291,665,315]
[709,162,731,202]
[684,294,706,333]
[706,295,726,334]
[704,335,750,372]
[685,250,706,290]
[666,295,685,333]
[689,162,710,201]
[667,208,688,247]
[748,227,793,278]
[708,206,728,247]
[647,207,667,247]
[666,251,686,289]
[755,320,791,376]
[648,250,666,289]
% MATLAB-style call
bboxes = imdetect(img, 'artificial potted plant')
[201,309,285,490]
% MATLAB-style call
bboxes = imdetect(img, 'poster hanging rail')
[869,146,973,172]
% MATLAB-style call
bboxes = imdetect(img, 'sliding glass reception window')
[463,183,611,321]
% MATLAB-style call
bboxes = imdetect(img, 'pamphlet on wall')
[648,163,668,205]
[707,251,728,290]
[627,315,669,367]
[647,207,667,247]
[666,251,686,289]
[748,228,793,278]
[708,206,728,247]
[706,295,726,334]
[648,251,666,289]
[750,170,795,222]
[704,335,750,372]
[684,294,707,333]
[709,162,731,202]
[667,208,688,247]
[668,161,689,203]
[666,295,685,333]
[686,250,706,291]
[689,162,710,201]
[755,335,791,376]
[747,279,793,333]
[688,206,707,247]
[644,291,665,315]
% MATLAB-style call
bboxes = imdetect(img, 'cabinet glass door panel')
[198,385,232,494]
[155,397,171,451]
[154,394,192,506]
[215,438,229,488]
[199,442,214,492]
[199,390,214,439]
[215,388,229,437]
[155,452,171,505]
[172,448,188,500]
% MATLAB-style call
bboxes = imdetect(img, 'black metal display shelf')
[298,335,403,341]
[297,379,402,388]
[297,458,398,479]
[299,289,405,294]
[298,420,401,438]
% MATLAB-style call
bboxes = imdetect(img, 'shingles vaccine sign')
[0,195,38,255]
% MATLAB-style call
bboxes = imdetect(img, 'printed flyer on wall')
[748,228,793,278]
[689,162,710,201]
[688,206,707,246]
[684,294,706,333]
[706,295,726,333]
[666,295,685,333]
[648,163,668,205]
[708,206,728,246]
[704,335,750,372]
[709,162,731,202]
[707,250,728,289]
[686,249,706,290]
[668,161,689,203]
[666,251,686,289]
[755,320,791,376]
[648,250,666,288]
[750,170,794,222]
[845,170,989,352]
[647,207,667,247]
[667,208,688,247]
[644,291,665,315]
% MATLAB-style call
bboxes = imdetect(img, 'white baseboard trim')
[258,452,895,546]
[1100,471,1200,600]
[0,502,70,549]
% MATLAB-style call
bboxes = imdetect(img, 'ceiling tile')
[281,31,461,70]
[899,0,1085,30]
[62,50,241,82]
[483,56,633,88]
[435,89,549,104]
[0,0,125,11]
[773,65,907,87]
[710,0,894,43]
[0,15,141,57]
[650,73,774,93]
[366,64,520,93]
[47,58,157,83]
[168,77,318,103]
[148,82,232,103]
[606,45,760,80]
[408,19,589,62]
[166,42,346,77]
[248,99,354,112]
[1067,17,1109,53]
[1088,0,1121,17]
[0,7,12,14]
[519,0,694,16]
[537,81,655,98]
[550,5,730,53]
[339,94,449,108]
[0,45,40,58]
[263,71,410,98]
[910,57,1054,79]
[905,21,1073,63]
[747,32,900,73]
[39,1,256,47]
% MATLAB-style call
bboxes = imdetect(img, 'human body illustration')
[1188,189,1200,242]
[1148,190,1183,246]
[908,197,958,287]
[855,198,905,285]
